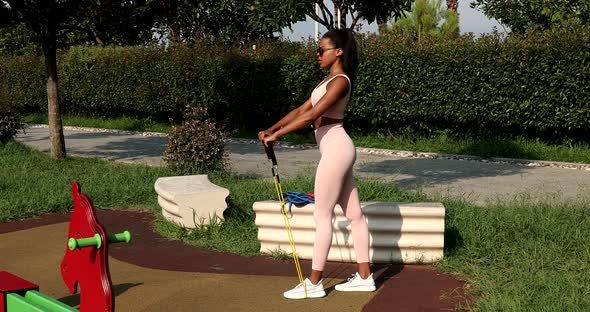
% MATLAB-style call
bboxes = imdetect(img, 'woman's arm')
[263,76,349,146]
[259,98,313,141]
[268,98,313,133]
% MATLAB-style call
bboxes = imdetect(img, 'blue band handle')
[284,192,315,218]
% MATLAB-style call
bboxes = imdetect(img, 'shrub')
[163,106,229,174]
[0,109,24,144]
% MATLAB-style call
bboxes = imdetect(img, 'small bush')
[0,109,24,144]
[163,106,229,174]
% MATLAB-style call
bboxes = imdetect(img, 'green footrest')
[7,290,77,312]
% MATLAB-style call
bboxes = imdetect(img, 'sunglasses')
[316,47,338,56]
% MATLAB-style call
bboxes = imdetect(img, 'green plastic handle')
[68,233,101,251]
[108,230,131,244]
[68,230,131,251]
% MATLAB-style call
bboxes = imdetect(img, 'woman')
[258,28,375,299]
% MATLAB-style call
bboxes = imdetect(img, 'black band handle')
[264,143,277,166]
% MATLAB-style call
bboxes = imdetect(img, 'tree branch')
[4,0,39,31]
[306,1,333,30]
[317,1,334,29]
[351,9,362,30]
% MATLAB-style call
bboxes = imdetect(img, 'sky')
[281,0,507,41]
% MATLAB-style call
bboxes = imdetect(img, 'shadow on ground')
[58,282,143,307]
[356,157,524,189]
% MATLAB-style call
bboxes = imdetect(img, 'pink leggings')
[312,123,370,271]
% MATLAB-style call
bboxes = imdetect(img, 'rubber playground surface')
[0,209,472,311]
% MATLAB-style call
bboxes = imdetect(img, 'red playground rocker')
[0,182,131,312]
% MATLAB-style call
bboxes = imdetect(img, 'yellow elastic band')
[273,176,307,298]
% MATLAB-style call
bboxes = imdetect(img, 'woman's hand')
[262,133,279,148]
[258,129,278,147]
[258,129,272,142]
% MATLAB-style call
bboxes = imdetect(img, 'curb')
[27,124,590,171]
[28,123,168,137]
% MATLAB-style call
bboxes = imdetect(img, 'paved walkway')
[16,125,590,206]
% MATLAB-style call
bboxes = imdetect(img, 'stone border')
[28,124,590,170]
[27,123,167,137]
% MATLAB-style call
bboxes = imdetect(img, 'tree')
[471,0,590,33]
[194,0,282,44]
[390,0,459,41]
[440,7,459,37]
[0,22,38,56]
[249,0,413,33]
[447,0,458,12]
[0,1,155,159]
[151,0,283,45]
[153,1,413,44]
[351,0,414,30]
[151,0,196,43]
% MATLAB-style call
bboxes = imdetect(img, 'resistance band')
[264,144,307,298]
[284,191,315,218]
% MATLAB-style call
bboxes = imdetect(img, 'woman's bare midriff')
[314,116,343,129]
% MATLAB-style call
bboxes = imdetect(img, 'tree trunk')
[377,16,387,33]
[166,19,180,43]
[446,0,458,12]
[334,3,346,29]
[43,39,66,160]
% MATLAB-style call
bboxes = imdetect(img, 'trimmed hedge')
[56,43,322,128]
[0,55,46,113]
[350,30,590,142]
[0,29,588,143]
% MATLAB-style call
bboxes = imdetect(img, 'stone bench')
[155,175,229,228]
[253,201,445,264]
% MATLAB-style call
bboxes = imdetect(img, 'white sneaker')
[334,273,376,292]
[283,278,326,299]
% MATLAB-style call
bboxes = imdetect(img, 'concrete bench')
[253,201,445,264]
[155,175,229,228]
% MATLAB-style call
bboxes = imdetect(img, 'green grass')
[353,131,590,164]
[263,248,293,261]
[439,199,590,311]
[3,140,590,311]
[26,114,590,164]
[24,113,173,133]
[0,141,174,222]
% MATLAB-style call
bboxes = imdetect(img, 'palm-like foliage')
[390,0,459,41]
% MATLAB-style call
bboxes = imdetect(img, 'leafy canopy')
[471,0,590,33]
[389,0,459,41]
[0,0,156,47]
[249,0,412,32]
